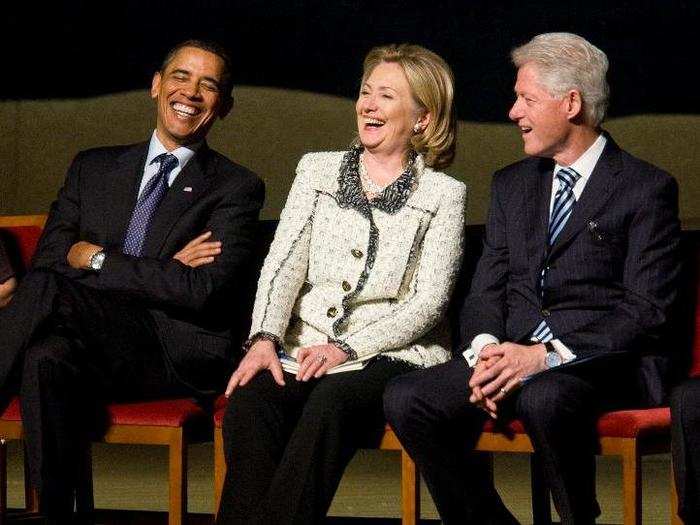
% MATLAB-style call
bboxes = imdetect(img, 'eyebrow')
[362,82,398,93]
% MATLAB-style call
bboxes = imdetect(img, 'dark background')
[5,0,698,121]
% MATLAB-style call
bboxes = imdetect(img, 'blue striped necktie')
[122,153,179,256]
[548,167,581,245]
[532,167,581,343]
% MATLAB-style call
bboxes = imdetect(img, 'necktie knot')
[152,153,179,177]
[556,167,580,191]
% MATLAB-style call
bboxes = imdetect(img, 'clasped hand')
[468,342,546,418]
[225,341,348,397]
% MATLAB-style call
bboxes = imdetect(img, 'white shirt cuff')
[550,338,576,363]
[462,333,500,367]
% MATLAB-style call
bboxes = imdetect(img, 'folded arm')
[96,177,264,311]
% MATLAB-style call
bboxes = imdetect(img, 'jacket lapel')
[141,145,212,257]
[103,143,148,249]
[526,158,555,287]
[547,137,623,259]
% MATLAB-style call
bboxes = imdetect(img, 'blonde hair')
[512,32,609,127]
[361,44,457,169]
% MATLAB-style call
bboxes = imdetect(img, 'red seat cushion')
[107,398,207,427]
[214,406,225,428]
[691,257,700,377]
[481,407,671,439]
[1,396,207,428]
[482,418,526,434]
[214,393,227,411]
[0,396,22,421]
[596,407,670,437]
[4,225,43,270]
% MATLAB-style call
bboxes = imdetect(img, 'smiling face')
[355,61,426,158]
[508,62,573,160]
[151,46,231,150]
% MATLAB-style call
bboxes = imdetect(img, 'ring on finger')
[316,354,328,364]
[500,387,507,396]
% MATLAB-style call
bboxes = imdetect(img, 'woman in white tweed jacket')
[216,44,466,525]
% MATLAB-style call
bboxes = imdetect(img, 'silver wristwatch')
[544,341,563,368]
[89,250,106,271]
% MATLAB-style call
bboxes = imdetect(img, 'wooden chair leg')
[214,427,225,518]
[670,461,683,525]
[530,453,552,525]
[621,440,641,525]
[168,431,186,525]
[400,448,419,525]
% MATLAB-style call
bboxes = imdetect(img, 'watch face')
[545,351,562,368]
[91,251,105,270]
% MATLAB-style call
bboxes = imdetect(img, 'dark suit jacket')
[31,141,265,393]
[459,136,681,405]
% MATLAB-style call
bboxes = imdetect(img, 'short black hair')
[160,39,234,97]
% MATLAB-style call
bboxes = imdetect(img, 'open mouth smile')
[171,102,201,118]
[363,117,385,129]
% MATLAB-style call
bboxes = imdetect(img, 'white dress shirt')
[137,131,201,198]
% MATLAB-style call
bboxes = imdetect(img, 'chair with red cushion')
[0,215,214,525]
[99,398,212,525]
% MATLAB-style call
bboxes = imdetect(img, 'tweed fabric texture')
[249,150,466,369]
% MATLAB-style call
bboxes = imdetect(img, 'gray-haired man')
[384,32,680,524]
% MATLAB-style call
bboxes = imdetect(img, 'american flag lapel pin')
[183,187,193,192]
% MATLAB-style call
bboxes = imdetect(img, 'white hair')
[511,32,610,127]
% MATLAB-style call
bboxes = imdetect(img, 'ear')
[416,110,431,132]
[150,72,162,100]
[218,95,234,119]
[564,89,584,121]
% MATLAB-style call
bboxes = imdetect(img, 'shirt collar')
[554,133,607,182]
[146,130,201,170]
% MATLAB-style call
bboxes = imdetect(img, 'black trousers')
[215,357,414,525]
[0,269,188,523]
[383,357,645,525]
[671,377,700,523]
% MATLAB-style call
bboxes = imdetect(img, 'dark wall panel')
[5,1,698,121]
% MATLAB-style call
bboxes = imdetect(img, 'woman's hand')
[295,343,348,381]
[225,339,284,396]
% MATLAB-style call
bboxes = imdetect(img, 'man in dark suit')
[0,40,264,523]
[384,32,680,524]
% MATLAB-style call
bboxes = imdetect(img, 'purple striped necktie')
[122,153,179,257]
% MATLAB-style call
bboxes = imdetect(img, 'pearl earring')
[413,123,422,133]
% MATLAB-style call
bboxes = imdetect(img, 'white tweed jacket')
[249,149,466,369]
